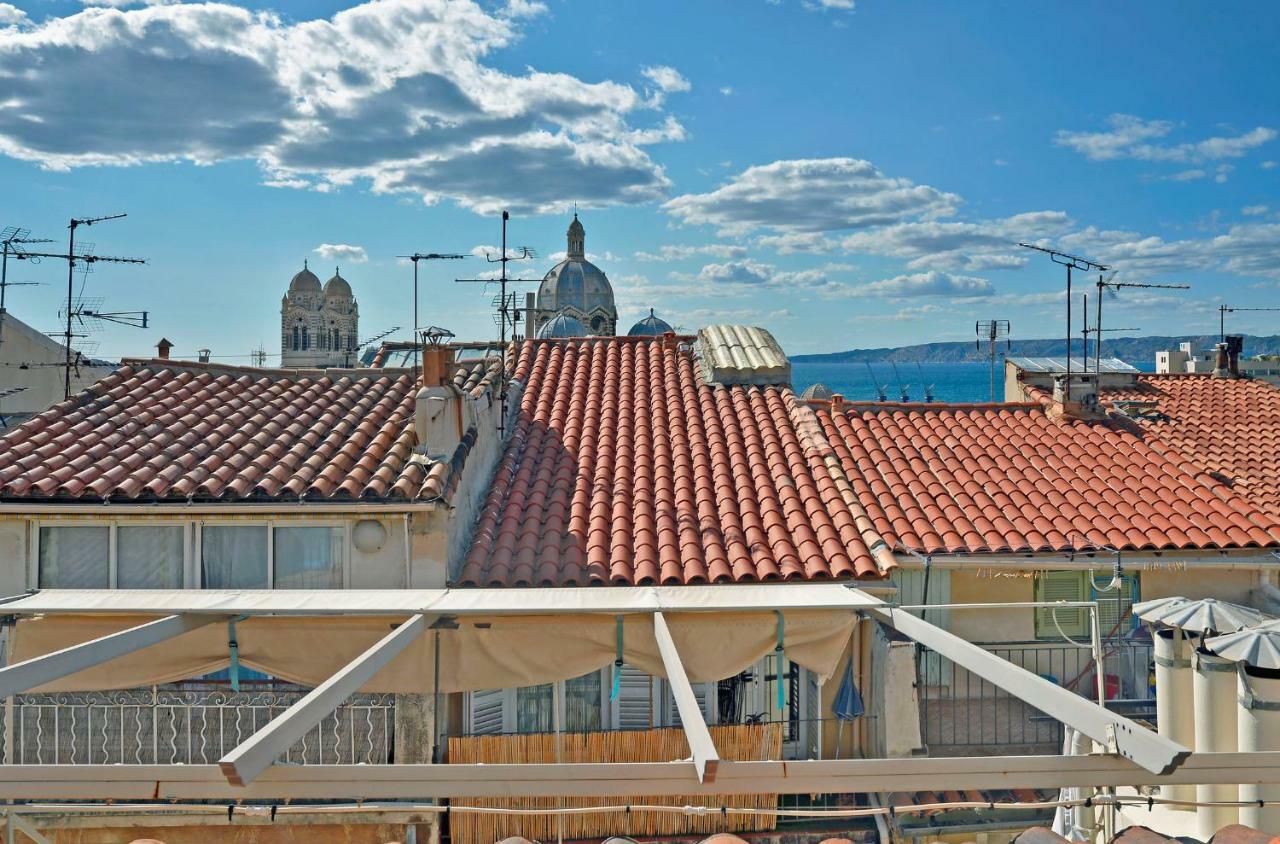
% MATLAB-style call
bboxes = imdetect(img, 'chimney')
[1049,371,1102,420]
[156,338,173,360]
[1226,334,1244,377]
[197,348,211,363]
[415,345,466,459]
[524,291,536,339]
[420,344,456,389]
[1212,342,1232,378]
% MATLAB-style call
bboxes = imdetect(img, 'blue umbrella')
[832,658,863,758]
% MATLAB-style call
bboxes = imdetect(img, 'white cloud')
[1264,161,1278,170]
[696,259,774,286]
[846,271,993,299]
[1056,114,1276,164]
[854,303,944,322]
[314,243,368,264]
[1162,169,1207,182]
[0,3,28,26]
[719,86,733,96]
[664,157,961,236]
[1243,205,1270,217]
[633,243,747,262]
[0,0,683,214]
[840,211,1072,272]
[755,232,839,255]
[641,65,691,94]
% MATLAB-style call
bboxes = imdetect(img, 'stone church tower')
[280,262,359,368]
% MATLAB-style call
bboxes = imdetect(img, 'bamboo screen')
[447,723,782,844]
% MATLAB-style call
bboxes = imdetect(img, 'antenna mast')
[1,226,53,352]
[397,251,467,380]
[1093,274,1188,372]
[455,210,537,437]
[1218,305,1280,344]
[1018,244,1108,402]
[975,319,1011,402]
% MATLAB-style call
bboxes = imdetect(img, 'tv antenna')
[975,319,1011,402]
[1,227,54,351]
[915,362,935,403]
[864,362,887,402]
[14,214,146,398]
[1080,293,1137,365]
[1218,305,1280,343]
[1092,272,1188,372]
[396,252,467,379]
[455,210,537,436]
[889,361,910,402]
[251,345,269,368]
[1018,244,1108,401]
[349,325,402,367]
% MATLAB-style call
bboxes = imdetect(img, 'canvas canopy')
[2,585,873,693]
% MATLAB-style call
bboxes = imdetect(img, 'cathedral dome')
[289,263,321,293]
[627,308,674,337]
[323,268,352,299]
[535,214,617,336]
[801,382,834,401]
[537,313,587,339]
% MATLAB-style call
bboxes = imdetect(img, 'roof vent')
[695,325,790,386]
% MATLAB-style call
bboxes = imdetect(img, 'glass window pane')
[201,526,268,588]
[273,527,343,589]
[117,526,184,588]
[516,684,553,733]
[38,526,109,588]
[565,671,602,732]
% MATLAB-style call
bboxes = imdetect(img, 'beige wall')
[0,313,114,420]
[947,571,1035,642]
[0,520,27,596]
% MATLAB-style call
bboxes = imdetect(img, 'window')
[38,526,109,588]
[117,526,183,588]
[274,526,343,589]
[202,525,268,588]
[1034,571,1140,639]
[470,671,609,735]
[302,326,310,350]
[292,325,301,351]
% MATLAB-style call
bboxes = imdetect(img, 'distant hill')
[792,334,1280,365]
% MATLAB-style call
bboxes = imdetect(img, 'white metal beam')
[0,614,224,698]
[867,605,1189,775]
[653,611,719,783]
[218,613,427,787]
[3,753,1280,800]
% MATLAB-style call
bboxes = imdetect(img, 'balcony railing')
[917,638,1155,755]
[2,685,394,765]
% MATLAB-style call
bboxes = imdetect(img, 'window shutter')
[611,665,658,730]
[663,680,717,727]
[1092,574,1139,637]
[468,689,507,735]
[1035,571,1088,639]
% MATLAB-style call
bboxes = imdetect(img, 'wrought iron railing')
[917,638,1154,755]
[2,685,395,765]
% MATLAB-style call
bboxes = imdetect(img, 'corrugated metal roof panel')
[696,325,790,386]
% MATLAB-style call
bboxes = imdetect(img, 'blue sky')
[1,0,1278,361]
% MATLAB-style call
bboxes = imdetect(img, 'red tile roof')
[1095,374,1280,517]
[0,359,493,503]
[809,398,1280,555]
[459,337,888,587]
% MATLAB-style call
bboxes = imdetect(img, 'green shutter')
[1035,571,1088,639]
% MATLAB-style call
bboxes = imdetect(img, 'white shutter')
[662,680,717,727]
[468,689,508,735]
[611,665,658,730]
[1035,572,1088,639]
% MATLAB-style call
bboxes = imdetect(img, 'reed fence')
[447,723,782,844]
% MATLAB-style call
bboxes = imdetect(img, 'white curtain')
[38,527,109,588]
[201,526,268,588]
[116,526,183,589]
[273,527,343,589]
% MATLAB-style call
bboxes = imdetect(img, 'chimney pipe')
[420,344,456,389]
[197,348,211,363]
[1226,334,1244,377]
[156,338,173,360]
[1212,342,1232,378]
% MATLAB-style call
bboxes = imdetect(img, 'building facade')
[532,215,617,337]
[280,262,359,368]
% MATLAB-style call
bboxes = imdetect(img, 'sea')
[791,360,1157,404]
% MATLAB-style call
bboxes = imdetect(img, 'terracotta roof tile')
[0,358,495,504]
[812,398,1280,556]
[460,337,885,587]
